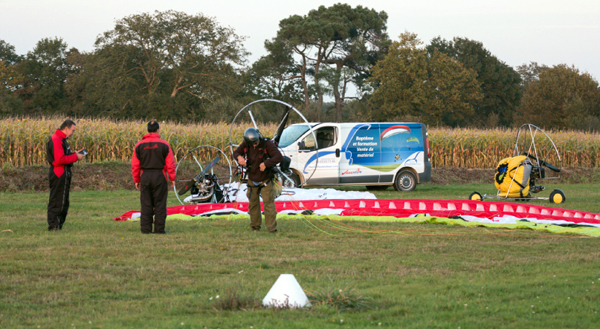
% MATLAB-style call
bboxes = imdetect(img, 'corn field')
[2,117,600,169]
[0,117,278,168]
[429,127,600,168]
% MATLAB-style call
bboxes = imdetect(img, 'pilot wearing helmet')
[232,128,283,233]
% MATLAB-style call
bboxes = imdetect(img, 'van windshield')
[278,124,310,148]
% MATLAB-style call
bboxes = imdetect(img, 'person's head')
[243,127,261,147]
[147,121,160,133]
[59,119,77,138]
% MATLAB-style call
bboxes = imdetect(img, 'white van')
[277,122,431,191]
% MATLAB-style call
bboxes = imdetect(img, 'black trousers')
[140,170,168,233]
[47,166,71,230]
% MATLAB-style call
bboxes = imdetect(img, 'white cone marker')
[262,274,311,308]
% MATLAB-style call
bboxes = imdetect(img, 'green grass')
[1,183,600,328]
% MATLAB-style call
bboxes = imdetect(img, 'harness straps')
[244,139,276,181]
[256,139,275,180]
[262,140,276,180]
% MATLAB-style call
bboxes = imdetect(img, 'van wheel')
[394,171,417,192]
[280,172,301,188]
[366,186,389,191]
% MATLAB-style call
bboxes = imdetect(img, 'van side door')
[296,125,341,185]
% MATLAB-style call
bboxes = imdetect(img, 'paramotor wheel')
[549,189,565,204]
[278,172,300,188]
[174,145,232,205]
[469,191,483,201]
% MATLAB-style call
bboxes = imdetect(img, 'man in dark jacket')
[232,128,283,233]
[132,121,177,234]
[46,119,86,231]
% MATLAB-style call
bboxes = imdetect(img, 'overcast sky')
[1,0,599,83]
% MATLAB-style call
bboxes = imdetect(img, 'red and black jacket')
[46,129,78,177]
[131,133,176,183]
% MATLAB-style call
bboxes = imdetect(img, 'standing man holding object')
[233,128,283,233]
[46,119,86,231]
[132,121,176,234]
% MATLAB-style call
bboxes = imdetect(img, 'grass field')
[1,183,600,328]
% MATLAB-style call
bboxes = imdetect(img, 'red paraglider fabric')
[114,199,600,226]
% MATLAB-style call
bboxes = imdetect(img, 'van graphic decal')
[341,124,373,167]
[379,125,411,141]
[361,152,421,172]
[302,151,335,174]
[402,151,421,165]
[341,168,362,175]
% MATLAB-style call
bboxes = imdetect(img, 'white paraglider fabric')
[220,182,376,203]
[460,214,600,228]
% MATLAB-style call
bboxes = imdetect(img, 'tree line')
[1,4,599,130]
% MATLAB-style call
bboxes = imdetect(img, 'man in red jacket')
[46,119,86,231]
[132,121,176,234]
